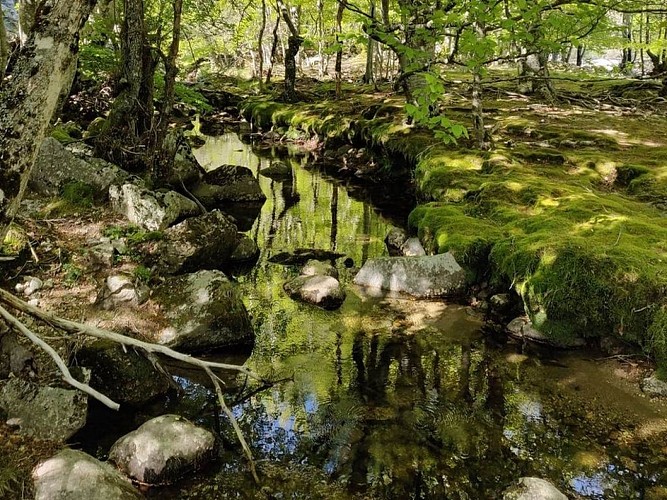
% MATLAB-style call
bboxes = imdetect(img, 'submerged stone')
[109,414,215,486]
[191,164,266,207]
[33,449,141,500]
[503,477,567,500]
[354,253,466,298]
[284,274,346,310]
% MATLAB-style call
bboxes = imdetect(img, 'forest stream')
[71,133,667,499]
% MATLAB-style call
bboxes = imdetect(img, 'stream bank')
[238,79,667,370]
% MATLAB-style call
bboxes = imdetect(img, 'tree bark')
[148,0,183,185]
[265,11,280,84]
[258,0,266,87]
[0,2,8,78]
[94,0,154,170]
[18,0,38,46]
[334,0,346,97]
[278,0,302,102]
[0,0,97,244]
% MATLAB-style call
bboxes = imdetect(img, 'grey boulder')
[154,270,254,352]
[503,477,568,500]
[97,274,149,310]
[507,317,585,349]
[301,259,338,279]
[152,210,239,274]
[109,414,215,485]
[33,449,141,500]
[354,253,466,298]
[641,374,667,397]
[230,235,260,264]
[191,164,266,208]
[385,228,425,257]
[31,137,128,199]
[109,183,199,231]
[0,374,88,441]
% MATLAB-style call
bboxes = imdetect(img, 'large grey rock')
[76,341,171,406]
[33,449,142,500]
[32,137,128,198]
[97,274,149,310]
[284,275,346,310]
[191,164,266,208]
[153,210,239,274]
[168,145,205,189]
[401,237,426,256]
[507,317,585,349]
[109,414,215,485]
[154,270,254,352]
[354,253,466,298]
[503,477,568,500]
[109,183,199,231]
[641,374,667,397]
[0,375,88,441]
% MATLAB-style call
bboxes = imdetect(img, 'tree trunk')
[0,2,8,79]
[471,20,487,150]
[18,0,38,46]
[0,0,97,243]
[334,0,345,97]
[576,45,585,67]
[95,0,153,170]
[363,0,375,84]
[279,0,302,102]
[147,0,183,185]
[265,12,280,84]
[258,0,266,87]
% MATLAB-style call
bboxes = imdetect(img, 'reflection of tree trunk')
[361,203,371,264]
[352,332,366,390]
[432,351,441,393]
[330,185,338,251]
[336,331,343,386]
[458,343,472,403]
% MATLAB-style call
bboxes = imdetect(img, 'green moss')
[61,181,95,208]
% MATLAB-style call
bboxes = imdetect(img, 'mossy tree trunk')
[334,0,346,97]
[17,0,38,46]
[95,0,155,170]
[279,0,302,102]
[0,2,8,79]
[517,25,555,101]
[0,0,97,244]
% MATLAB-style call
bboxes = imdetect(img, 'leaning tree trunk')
[0,2,8,79]
[0,0,97,244]
[17,0,39,46]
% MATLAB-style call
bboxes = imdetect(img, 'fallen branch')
[0,303,120,410]
[0,288,265,383]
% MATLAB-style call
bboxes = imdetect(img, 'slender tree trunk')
[258,0,266,88]
[576,45,585,67]
[265,12,280,84]
[0,0,97,243]
[279,0,302,102]
[0,3,8,79]
[334,0,345,97]
[316,0,324,78]
[148,0,182,185]
[363,0,375,84]
[472,20,486,150]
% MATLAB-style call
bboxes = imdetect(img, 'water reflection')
[110,134,667,498]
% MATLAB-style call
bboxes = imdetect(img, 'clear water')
[83,133,667,499]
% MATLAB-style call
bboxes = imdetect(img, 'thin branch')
[0,303,120,410]
[204,366,260,483]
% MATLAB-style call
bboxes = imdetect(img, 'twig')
[204,366,260,484]
[0,303,120,410]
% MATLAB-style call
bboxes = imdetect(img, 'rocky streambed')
[2,130,667,498]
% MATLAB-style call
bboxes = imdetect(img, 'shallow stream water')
[78,133,667,499]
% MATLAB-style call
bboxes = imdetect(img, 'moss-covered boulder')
[154,270,253,352]
[109,414,215,486]
[76,341,171,406]
[191,164,266,208]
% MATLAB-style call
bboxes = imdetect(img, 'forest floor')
[237,69,667,362]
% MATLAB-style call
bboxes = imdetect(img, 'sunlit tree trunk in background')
[258,0,266,88]
[363,0,375,84]
[265,10,280,84]
[471,19,486,150]
[0,3,8,79]
[0,0,97,243]
[279,0,302,102]
[316,0,325,78]
[334,0,346,97]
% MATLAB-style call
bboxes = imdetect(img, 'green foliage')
[133,265,152,283]
[154,73,213,113]
[63,262,84,287]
